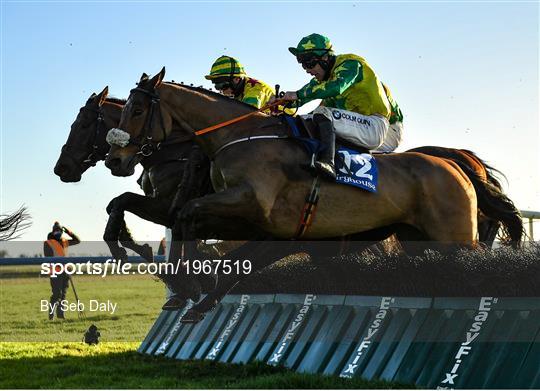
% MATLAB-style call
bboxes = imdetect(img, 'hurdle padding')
[139,294,540,388]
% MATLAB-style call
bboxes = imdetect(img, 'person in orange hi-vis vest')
[43,221,80,320]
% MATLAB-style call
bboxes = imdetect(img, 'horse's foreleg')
[109,192,172,226]
[103,207,128,262]
[103,192,173,261]
[118,222,154,262]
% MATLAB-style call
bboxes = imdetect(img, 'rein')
[194,99,287,137]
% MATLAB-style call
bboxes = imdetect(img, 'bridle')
[125,87,168,157]
[61,105,108,168]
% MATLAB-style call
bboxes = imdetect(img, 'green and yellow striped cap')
[205,56,246,80]
[288,33,333,57]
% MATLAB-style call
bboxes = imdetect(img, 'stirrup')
[315,161,336,180]
[300,153,318,175]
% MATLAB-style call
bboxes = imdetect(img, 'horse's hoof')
[141,244,154,262]
[162,296,187,311]
[181,309,205,323]
[111,247,128,263]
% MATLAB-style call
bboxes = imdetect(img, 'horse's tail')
[452,160,524,247]
[460,149,506,191]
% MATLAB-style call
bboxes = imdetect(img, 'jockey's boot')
[314,114,336,180]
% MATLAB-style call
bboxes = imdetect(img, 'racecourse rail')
[0,255,166,266]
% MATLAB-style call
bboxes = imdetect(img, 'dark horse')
[105,68,523,321]
[54,86,215,301]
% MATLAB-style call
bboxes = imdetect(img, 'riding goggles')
[297,54,320,70]
[213,78,233,91]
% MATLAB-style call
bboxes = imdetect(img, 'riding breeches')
[374,121,403,153]
[311,106,391,151]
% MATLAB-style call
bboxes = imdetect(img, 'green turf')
[0,265,164,342]
[0,342,412,389]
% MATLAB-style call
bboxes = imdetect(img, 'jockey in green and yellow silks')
[281,34,400,179]
[205,56,275,111]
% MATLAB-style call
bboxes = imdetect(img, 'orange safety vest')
[45,239,68,275]
[45,239,68,256]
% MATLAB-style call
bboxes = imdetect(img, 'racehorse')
[105,68,523,321]
[54,87,216,302]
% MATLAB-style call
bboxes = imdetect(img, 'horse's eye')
[133,108,144,117]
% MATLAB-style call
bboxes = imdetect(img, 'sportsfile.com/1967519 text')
[41,258,252,278]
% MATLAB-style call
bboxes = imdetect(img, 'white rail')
[521,210,540,241]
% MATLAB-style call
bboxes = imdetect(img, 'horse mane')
[105,97,126,105]
[163,81,259,112]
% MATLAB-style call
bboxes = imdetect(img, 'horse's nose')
[105,157,121,170]
[54,162,69,177]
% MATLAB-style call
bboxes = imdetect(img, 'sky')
[1,1,539,246]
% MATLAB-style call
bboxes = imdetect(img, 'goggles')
[297,54,320,70]
[212,78,233,91]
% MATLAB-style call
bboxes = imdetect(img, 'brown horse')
[55,88,509,247]
[407,146,505,246]
[105,69,522,244]
[106,69,524,320]
[100,69,517,319]
[57,83,520,316]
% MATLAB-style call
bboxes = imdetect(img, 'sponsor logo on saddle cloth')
[335,147,378,192]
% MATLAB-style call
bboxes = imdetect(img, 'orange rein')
[194,99,287,137]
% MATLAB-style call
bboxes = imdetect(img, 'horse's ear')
[139,73,149,83]
[158,66,166,85]
[96,86,109,107]
[86,92,97,105]
[149,67,165,89]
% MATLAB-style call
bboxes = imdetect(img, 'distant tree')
[0,249,8,258]
[0,206,31,241]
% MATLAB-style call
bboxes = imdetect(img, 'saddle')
[282,115,370,170]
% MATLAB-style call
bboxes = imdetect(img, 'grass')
[0,342,411,389]
[0,265,164,342]
[0,266,413,389]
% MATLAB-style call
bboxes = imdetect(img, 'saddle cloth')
[284,115,379,193]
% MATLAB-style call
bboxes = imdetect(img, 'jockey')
[281,33,397,179]
[205,55,275,111]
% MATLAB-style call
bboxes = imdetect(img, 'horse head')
[105,67,178,177]
[55,86,122,182]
